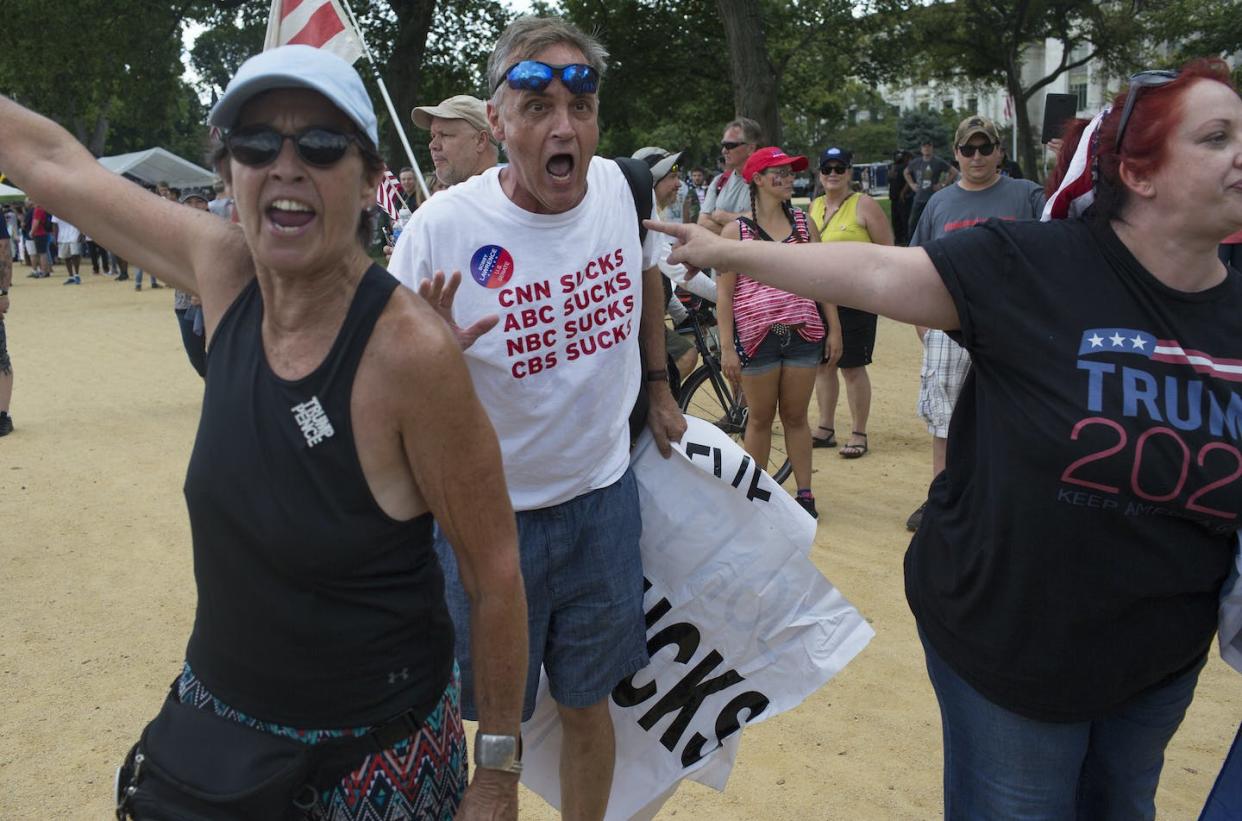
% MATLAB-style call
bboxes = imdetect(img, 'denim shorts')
[742,326,825,375]
[434,467,649,720]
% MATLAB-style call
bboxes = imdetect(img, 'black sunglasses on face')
[820,164,849,175]
[226,126,360,168]
[957,142,998,157]
[721,140,746,151]
[1115,69,1179,152]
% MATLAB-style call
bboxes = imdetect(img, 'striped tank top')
[733,208,825,358]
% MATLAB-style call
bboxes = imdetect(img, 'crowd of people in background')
[1,21,1239,819]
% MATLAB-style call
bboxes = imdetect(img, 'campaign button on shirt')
[471,245,515,289]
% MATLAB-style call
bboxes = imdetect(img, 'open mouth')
[266,198,316,234]
[546,154,574,181]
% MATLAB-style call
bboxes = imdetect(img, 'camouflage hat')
[954,115,1001,147]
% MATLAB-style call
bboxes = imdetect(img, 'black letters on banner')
[639,650,744,752]
[685,440,772,501]
[680,690,771,767]
[613,560,778,765]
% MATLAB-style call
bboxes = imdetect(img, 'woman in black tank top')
[0,47,526,821]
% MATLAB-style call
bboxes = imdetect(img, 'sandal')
[840,432,868,459]
[812,426,837,448]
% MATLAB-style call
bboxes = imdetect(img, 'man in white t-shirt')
[51,214,83,284]
[389,15,685,817]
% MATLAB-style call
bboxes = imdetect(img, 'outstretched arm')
[646,220,959,332]
[0,95,247,305]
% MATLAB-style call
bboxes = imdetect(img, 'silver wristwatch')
[473,732,522,774]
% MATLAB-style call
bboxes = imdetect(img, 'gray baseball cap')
[208,45,379,146]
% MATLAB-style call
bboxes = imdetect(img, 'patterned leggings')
[177,663,467,820]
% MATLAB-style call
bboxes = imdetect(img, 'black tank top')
[183,265,453,728]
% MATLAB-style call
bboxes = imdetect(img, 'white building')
[876,40,1122,138]
[870,37,1242,148]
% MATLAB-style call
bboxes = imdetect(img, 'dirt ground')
[0,260,1236,819]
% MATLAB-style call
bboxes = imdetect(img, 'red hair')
[1046,57,1237,219]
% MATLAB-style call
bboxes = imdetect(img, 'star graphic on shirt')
[1130,335,1147,350]
[1087,333,1104,348]
[1109,333,1126,347]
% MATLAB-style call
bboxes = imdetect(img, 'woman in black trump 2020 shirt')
[649,57,1241,820]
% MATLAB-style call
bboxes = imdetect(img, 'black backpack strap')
[614,157,658,444]
[737,216,776,243]
[613,156,653,242]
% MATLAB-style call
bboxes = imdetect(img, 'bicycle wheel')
[678,365,792,484]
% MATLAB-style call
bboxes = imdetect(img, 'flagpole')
[339,0,432,201]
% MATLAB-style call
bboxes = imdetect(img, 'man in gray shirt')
[906,115,1045,531]
[698,117,761,234]
[904,139,958,239]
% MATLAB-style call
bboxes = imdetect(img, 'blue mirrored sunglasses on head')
[494,61,600,95]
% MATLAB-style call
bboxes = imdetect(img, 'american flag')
[376,168,406,221]
[1078,328,1242,383]
[264,0,364,64]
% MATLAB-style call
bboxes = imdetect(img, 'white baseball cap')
[209,45,379,146]
[632,146,685,181]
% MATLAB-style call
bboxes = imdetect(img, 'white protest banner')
[519,415,875,819]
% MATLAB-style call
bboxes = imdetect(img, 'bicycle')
[675,304,793,484]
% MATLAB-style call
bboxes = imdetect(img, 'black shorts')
[33,235,48,254]
[836,307,877,369]
[0,318,10,375]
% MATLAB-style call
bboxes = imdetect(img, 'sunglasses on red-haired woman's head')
[1114,69,1179,152]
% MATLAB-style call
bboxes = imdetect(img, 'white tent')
[97,147,214,189]
[0,183,25,202]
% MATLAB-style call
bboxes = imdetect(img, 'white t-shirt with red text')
[389,158,659,511]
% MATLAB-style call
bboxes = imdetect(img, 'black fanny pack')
[115,682,422,820]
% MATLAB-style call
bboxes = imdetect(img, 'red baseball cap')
[742,146,809,182]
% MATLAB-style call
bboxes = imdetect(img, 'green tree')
[0,0,212,158]
[870,0,1150,178]
[188,0,512,172]
[898,110,950,154]
[556,0,868,166]
[831,120,901,164]
[1146,0,1242,65]
[557,0,734,161]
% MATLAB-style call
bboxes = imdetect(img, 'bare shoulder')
[370,285,466,387]
[857,194,884,216]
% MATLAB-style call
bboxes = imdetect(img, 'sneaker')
[62,275,81,285]
[150,281,163,289]
[906,501,927,532]
[115,273,129,281]
[795,490,819,520]
[26,270,38,278]
[0,414,12,437]
[135,283,142,291]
